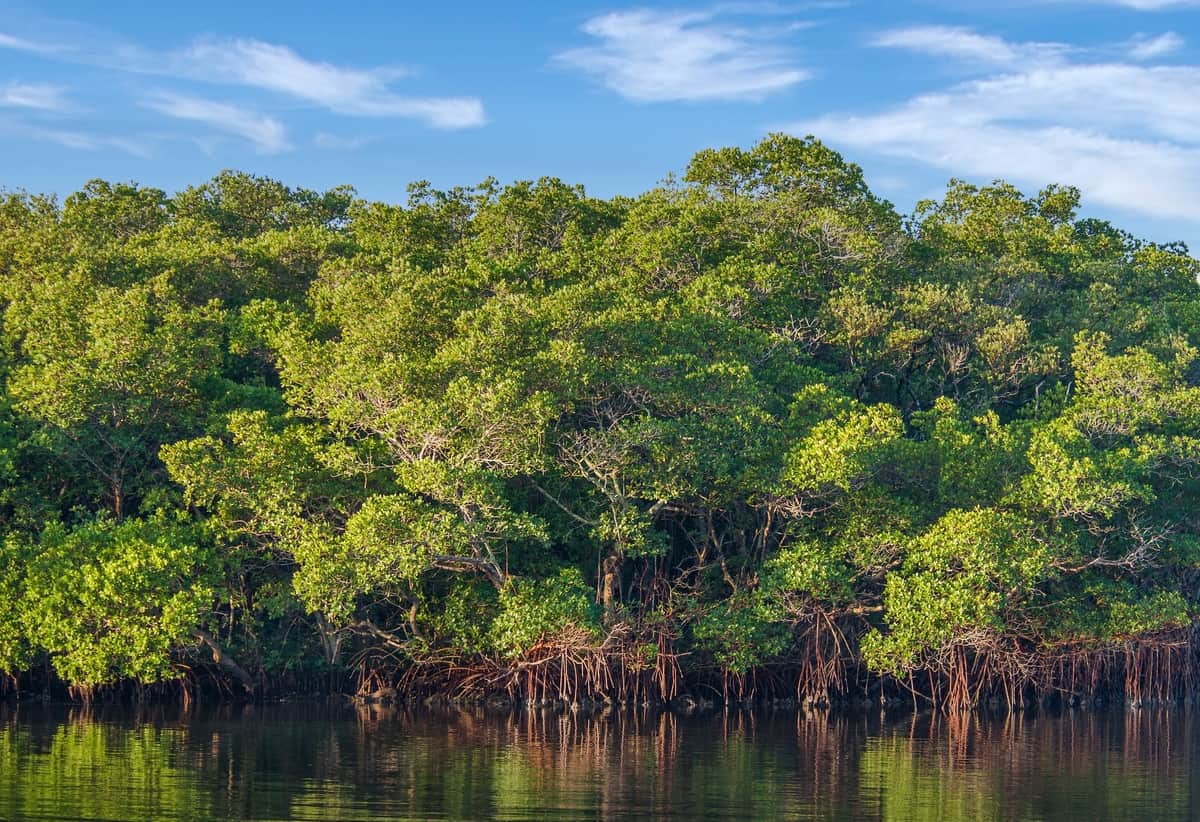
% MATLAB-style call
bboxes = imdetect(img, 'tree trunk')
[599,550,623,618]
[195,629,256,694]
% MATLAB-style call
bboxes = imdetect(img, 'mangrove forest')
[1,134,1199,711]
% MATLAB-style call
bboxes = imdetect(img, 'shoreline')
[7,647,1200,714]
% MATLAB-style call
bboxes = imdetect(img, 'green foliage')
[781,387,904,494]
[488,568,600,658]
[692,592,791,674]
[18,514,219,685]
[0,535,33,675]
[428,578,499,656]
[2,135,1200,694]
[863,509,1056,674]
[764,537,855,604]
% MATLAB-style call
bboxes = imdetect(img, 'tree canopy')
[2,136,1198,708]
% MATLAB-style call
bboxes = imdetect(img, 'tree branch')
[195,629,256,694]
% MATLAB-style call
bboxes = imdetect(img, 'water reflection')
[1,702,1197,820]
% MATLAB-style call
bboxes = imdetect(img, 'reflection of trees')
[860,710,1199,821]
[0,705,209,820]
[1,704,1198,820]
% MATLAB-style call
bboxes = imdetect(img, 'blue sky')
[1,1,1199,247]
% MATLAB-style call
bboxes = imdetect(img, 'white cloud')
[180,37,407,101]
[178,38,484,128]
[555,9,809,102]
[793,60,1200,223]
[0,26,485,131]
[35,129,150,157]
[872,26,1068,67]
[313,132,374,151]
[0,82,68,110]
[144,93,288,153]
[1127,31,1184,59]
[36,128,93,150]
[0,118,150,155]
[0,31,66,56]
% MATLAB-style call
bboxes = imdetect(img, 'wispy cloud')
[313,132,375,151]
[793,35,1200,225]
[556,8,809,102]
[36,128,150,157]
[1126,31,1184,59]
[0,117,150,156]
[0,82,69,110]
[178,38,484,128]
[872,26,1068,67]
[0,31,67,56]
[144,93,288,153]
[0,24,485,138]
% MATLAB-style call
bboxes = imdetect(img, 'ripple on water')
[0,703,1197,821]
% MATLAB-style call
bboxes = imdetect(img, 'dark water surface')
[2,701,1198,820]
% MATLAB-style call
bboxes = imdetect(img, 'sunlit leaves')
[18,514,219,686]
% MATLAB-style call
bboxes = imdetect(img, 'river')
[1,702,1197,820]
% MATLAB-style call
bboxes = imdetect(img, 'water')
[1,701,1198,821]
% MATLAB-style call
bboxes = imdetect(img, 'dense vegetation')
[1,135,1199,710]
